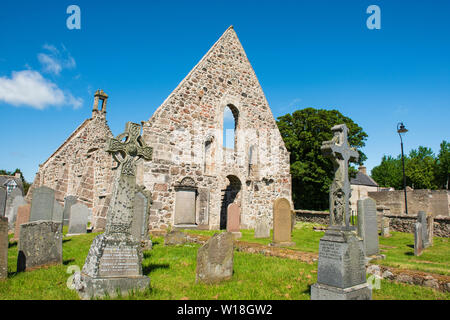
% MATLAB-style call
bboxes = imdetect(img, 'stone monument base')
[75,274,150,300]
[311,282,372,300]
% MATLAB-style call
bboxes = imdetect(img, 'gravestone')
[254,218,270,238]
[52,201,63,223]
[271,198,294,246]
[68,203,89,235]
[29,186,55,222]
[427,215,434,247]
[174,177,197,227]
[226,203,241,238]
[418,211,431,249]
[131,189,151,249]
[17,220,62,272]
[357,198,379,256]
[13,204,30,241]
[0,217,8,280]
[196,232,234,284]
[164,230,187,246]
[74,122,152,299]
[311,124,371,300]
[414,222,423,256]
[380,217,390,237]
[63,196,77,226]
[0,187,6,217]
[6,195,26,231]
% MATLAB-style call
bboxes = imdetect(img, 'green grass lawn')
[183,221,450,276]
[0,226,449,300]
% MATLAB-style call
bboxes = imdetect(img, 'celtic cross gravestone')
[311,124,371,300]
[74,122,152,299]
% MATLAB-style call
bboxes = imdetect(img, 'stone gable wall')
[27,110,115,230]
[141,27,292,230]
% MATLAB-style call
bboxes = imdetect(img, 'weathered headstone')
[6,195,26,231]
[357,197,379,256]
[271,198,294,246]
[380,217,390,237]
[0,217,8,280]
[414,222,423,256]
[29,186,55,222]
[311,124,371,300]
[164,230,188,246]
[17,220,62,272]
[13,204,31,241]
[226,203,241,238]
[74,122,152,299]
[254,218,270,238]
[418,211,431,249]
[131,189,151,249]
[0,187,7,217]
[68,203,89,235]
[427,215,434,247]
[63,195,77,226]
[196,232,234,283]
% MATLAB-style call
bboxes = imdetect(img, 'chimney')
[14,172,21,179]
[358,166,367,175]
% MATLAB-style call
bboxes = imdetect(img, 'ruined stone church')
[28,26,292,231]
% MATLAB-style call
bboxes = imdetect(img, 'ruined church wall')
[27,112,115,230]
[141,27,291,230]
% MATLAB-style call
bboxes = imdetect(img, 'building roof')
[350,171,378,187]
[0,175,24,192]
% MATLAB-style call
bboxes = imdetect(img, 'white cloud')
[38,44,76,75]
[0,70,82,110]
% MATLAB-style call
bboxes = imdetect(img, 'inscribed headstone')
[68,203,89,235]
[63,196,77,226]
[0,217,8,279]
[272,198,294,246]
[226,203,240,233]
[17,220,62,272]
[29,186,55,222]
[13,204,30,241]
[196,232,234,283]
[357,197,379,256]
[254,218,270,238]
[414,222,423,256]
[0,187,7,217]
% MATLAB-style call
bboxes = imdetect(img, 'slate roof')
[0,175,24,192]
[350,171,378,187]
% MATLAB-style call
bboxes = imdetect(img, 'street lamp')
[397,122,408,214]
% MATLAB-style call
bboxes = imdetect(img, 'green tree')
[276,108,368,210]
[436,140,450,189]
[405,146,438,189]
[371,155,403,189]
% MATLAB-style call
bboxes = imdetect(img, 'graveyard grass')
[0,223,449,300]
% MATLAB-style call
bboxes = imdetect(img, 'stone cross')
[104,122,152,234]
[106,122,153,177]
[321,124,359,229]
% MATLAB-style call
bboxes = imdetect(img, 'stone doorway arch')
[219,175,242,230]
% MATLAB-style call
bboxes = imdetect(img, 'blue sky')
[0,0,449,182]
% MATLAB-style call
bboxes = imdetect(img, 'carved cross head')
[106,122,153,176]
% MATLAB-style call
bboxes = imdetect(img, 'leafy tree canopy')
[277,108,368,210]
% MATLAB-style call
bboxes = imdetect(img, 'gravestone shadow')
[62,239,72,244]
[17,251,26,272]
[63,258,75,265]
[142,263,170,276]
[8,241,17,248]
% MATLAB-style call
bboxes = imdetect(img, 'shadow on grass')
[63,239,72,244]
[406,244,414,249]
[302,283,313,295]
[142,263,170,275]
[63,258,75,265]
[405,252,414,256]
[8,241,17,248]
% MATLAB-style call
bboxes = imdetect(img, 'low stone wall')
[386,214,450,238]
[294,210,329,225]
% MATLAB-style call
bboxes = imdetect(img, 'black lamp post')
[397,122,408,214]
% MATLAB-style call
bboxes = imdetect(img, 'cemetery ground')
[0,223,449,300]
